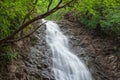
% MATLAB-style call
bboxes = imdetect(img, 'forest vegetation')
[0,0,120,73]
[0,0,74,65]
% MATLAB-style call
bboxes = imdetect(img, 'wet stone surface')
[57,21,107,80]
[24,24,54,80]
[57,20,120,80]
[25,20,108,80]
[5,20,119,80]
[24,21,94,80]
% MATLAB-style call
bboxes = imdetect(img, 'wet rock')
[57,20,120,80]
[37,65,42,69]
[8,65,17,73]
[23,25,54,80]
[5,20,119,80]
[15,73,23,79]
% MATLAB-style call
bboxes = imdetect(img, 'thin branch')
[53,0,63,9]
[0,0,74,44]
[20,6,35,37]
[33,0,38,4]
[58,0,75,9]
[22,0,38,24]
[50,0,74,12]
[22,7,35,24]
[6,22,47,43]
[47,0,53,12]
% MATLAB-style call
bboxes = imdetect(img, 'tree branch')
[0,0,74,45]
[58,0,75,9]
[22,0,38,24]
[47,0,53,12]
[53,0,63,10]
[20,0,38,37]
[6,22,47,43]
[20,6,35,37]
[33,0,38,5]
[22,7,35,24]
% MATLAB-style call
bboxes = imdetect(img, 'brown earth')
[0,38,31,80]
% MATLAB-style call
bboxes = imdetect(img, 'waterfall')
[44,19,92,80]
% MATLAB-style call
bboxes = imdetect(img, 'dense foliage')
[0,0,34,71]
[72,0,120,38]
[0,0,34,39]
[0,0,74,66]
[0,0,120,68]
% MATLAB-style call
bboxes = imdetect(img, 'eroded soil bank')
[1,20,120,80]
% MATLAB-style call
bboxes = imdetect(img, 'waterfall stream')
[43,19,92,80]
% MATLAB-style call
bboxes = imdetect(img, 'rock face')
[24,20,92,80]
[3,20,120,80]
[57,21,101,80]
[23,23,54,80]
[57,20,120,80]
[1,20,54,80]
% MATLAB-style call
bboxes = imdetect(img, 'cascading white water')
[44,19,92,80]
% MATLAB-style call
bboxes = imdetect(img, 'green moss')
[0,46,16,64]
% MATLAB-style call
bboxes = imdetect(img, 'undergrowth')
[0,45,16,75]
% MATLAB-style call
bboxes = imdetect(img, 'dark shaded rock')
[4,20,119,80]
[57,20,120,80]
